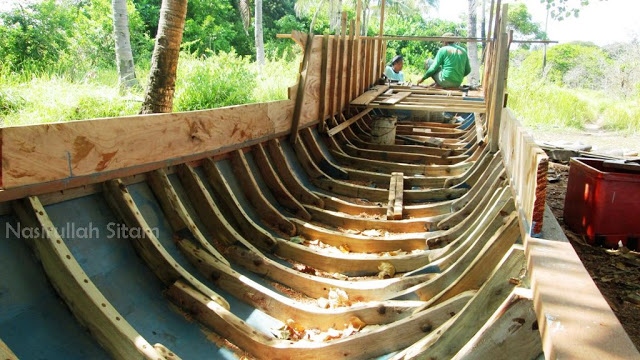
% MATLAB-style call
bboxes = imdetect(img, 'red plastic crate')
[563,158,640,250]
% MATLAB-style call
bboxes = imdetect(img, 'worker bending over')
[417,33,471,89]
[384,55,405,82]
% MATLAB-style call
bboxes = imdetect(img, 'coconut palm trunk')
[140,0,188,114]
[255,0,265,69]
[111,0,138,91]
[467,0,480,86]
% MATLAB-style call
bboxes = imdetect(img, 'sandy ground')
[529,126,640,156]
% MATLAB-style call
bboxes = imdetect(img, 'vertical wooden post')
[318,34,329,133]
[376,0,385,82]
[354,0,363,98]
[345,19,355,109]
[290,33,313,144]
[337,12,347,115]
[489,4,509,153]
[355,0,362,37]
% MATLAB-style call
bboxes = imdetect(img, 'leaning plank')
[12,196,172,360]
[379,91,411,105]
[351,85,390,106]
[327,108,374,137]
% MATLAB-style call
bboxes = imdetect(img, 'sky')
[434,0,640,46]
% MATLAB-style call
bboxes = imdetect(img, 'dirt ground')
[544,162,640,351]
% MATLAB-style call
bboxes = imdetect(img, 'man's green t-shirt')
[422,44,471,87]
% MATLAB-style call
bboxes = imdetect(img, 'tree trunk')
[480,0,486,40]
[309,0,325,33]
[467,0,480,86]
[111,0,138,91]
[336,0,342,34]
[255,0,265,69]
[329,0,335,32]
[140,0,188,114]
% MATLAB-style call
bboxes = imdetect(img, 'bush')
[174,51,257,111]
[509,80,596,129]
[0,89,27,117]
[601,102,640,133]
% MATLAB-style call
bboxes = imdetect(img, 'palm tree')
[235,0,265,70]
[467,0,480,86]
[111,0,139,91]
[140,0,188,114]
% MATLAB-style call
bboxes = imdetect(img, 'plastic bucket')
[370,116,397,145]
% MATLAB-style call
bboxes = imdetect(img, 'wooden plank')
[527,237,640,360]
[393,172,404,220]
[1,100,295,189]
[368,103,486,113]
[336,12,347,114]
[379,91,411,105]
[289,32,313,144]
[327,108,373,137]
[317,34,329,132]
[351,85,390,106]
[345,19,355,107]
[386,172,398,220]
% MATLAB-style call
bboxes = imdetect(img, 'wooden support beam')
[387,172,404,220]
[368,103,486,113]
[290,33,313,144]
[489,7,510,153]
[327,108,373,137]
[318,34,329,132]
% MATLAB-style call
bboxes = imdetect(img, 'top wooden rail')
[277,33,558,44]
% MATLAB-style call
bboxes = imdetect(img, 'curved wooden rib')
[265,139,324,208]
[184,160,432,300]
[178,237,430,331]
[452,291,541,360]
[0,338,18,360]
[253,143,312,220]
[167,279,473,360]
[102,178,230,310]
[392,246,526,360]
[146,168,230,265]
[207,159,435,276]
[12,196,172,360]
[230,149,297,236]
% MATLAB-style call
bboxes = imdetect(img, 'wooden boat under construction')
[0,6,638,360]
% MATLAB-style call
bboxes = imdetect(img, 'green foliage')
[0,0,78,73]
[509,80,596,129]
[546,42,610,87]
[0,89,26,116]
[508,3,547,43]
[174,51,257,111]
[600,102,640,133]
[383,15,463,76]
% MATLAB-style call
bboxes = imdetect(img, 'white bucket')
[370,116,397,145]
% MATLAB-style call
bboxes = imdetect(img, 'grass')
[0,52,299,127]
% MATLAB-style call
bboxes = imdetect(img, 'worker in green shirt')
[417,33,471,88]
